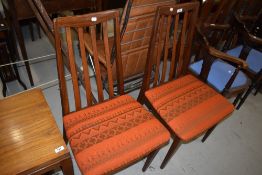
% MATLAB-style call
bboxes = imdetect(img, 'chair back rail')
[54,10,123,115]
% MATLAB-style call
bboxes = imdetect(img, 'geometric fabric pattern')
[64,95,170,175]
[145,75,234,141]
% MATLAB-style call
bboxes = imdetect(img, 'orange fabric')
[64,95,170,175]
[145,75,234,142]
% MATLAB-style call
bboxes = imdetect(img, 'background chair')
[198,0,243,49]
[224,14,262,109]
[84,0,176,93]
[54,10,170,175]
[189,25,251,108]
[138,2,234,169]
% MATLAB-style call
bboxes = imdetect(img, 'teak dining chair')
[138,2,234,169]
[54,10,170,175]
[84,0,176,93]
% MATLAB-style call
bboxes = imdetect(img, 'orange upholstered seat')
[55,10,170,174]
[64,95,170,175]
[138,3,235,169]
[145,75,234,141]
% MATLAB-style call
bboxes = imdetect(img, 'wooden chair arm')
[246,32,262,45]
[203,22,230,30]
[208,46,248,69]
[239,15,258,23]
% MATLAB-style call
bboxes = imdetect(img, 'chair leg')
[160,137,181,169]
[2,82,7,97]
[63,126,68,144]
[201,124,217,143]
[142,148,160,172]
[37,23,41,39]
[29,22,35,41]
[233,92,244,107]
[236,85,253,110]
[12,63,27,90]
[254,81,262,96]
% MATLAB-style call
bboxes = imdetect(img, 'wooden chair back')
[54,10,123,115]
[113,0,177,80]
[207,0,240,24]
[140,2,199,97]
[195,0,244,50]
[26,0,55,45]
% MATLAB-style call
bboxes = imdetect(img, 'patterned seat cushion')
[63,95,170,175]
[145,75,234,142]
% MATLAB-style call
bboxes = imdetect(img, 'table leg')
[3,0,34,87]
[61,157,74,175]
[12,18,34,86]
[7,27,27,90]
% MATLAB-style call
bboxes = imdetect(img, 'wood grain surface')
[0,89,70,175]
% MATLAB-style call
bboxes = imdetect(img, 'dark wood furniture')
[2,0,102,86]
[138,2,235,169]
[189,25,251,108]
[54,10,170,174]
[225,14,262,109]
[197,0,243,48]
[0,89,73,175]
[0,17,26,96]
[84,0,177,93]
[101,0,126,10]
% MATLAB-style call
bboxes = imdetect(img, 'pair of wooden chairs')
[54,2,235,174]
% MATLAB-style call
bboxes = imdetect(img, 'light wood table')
[0,89,73,175]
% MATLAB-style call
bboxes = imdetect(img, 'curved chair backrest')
[207,0,240,23]
[54,10,123,115]
[223,13,262,53]
[140,1,199,95]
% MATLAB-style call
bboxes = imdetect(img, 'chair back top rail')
[54,10,123,115]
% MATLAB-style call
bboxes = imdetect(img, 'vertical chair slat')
[153,16,164,87]
[54,24,69,115]
[114,16,124,95]
[169,14,179,80]
[182,8,199,75]
[65,27,81,110]
[90,26,104,102]
[160,15,172,83]
[176,11,188,77]
[78,27,93,106]
[102,22,114,98]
